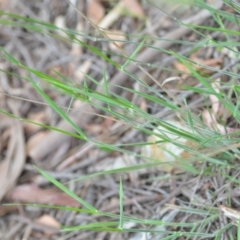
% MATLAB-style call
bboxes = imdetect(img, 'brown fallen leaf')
[174,49,222,79]
[0,0,9,10]
[173,61,191,79]
[87,0,105,24]
[0,205,18,217]
[123,0,145,18]
[36,214,60,228]
[26,131,48,155]
[35,214,60,236]
[0,118,25,201]
[105,30,126,51]
[209,79,221,114]
[7,184,80,207]
[142,119,197,173]
[24,111,46,136]
[202,78,236,135]
[202,109,235,135]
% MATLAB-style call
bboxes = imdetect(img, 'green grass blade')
[118,177,124,230]
[29,79,86,139]
[34,166,97,212]
[61,221,119,232]
[0,109,84,139]
[122,38,145,69]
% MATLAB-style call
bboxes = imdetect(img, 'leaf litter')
[0,0,240,239]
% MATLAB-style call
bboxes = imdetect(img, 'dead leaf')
[104,30,126,50]
[140,99,147,112]
[142,120,197,173]
[0,205,18,217]
[174,49,222,79]
[87,0,105,24]
[202,109,235,135]
[24,111,46,135]
[0,119,25,201]
[210,79,221,114]
[36,214,60,228]
[7,184,80,207]
[192,57,222,68]
[35,214,60,236]
[173,61,191,79]
[0,0,9,10]
[220,205,240,226]
[123,0,145,18]
[26,131,48,154]
[202,79,237,135]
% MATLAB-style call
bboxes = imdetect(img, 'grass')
[1,0,240,238]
